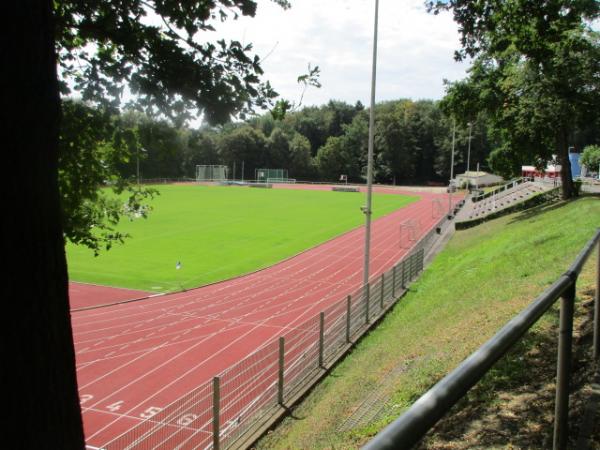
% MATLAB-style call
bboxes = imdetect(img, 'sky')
[211,0,470,109]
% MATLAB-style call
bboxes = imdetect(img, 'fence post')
[392,265,397,297]
[346,295,352,344]
[278,337,285,405]
[401,260,406,289]
[553,280,576,450]
[319,312,325,368]
[380,273,385,309]
[365,284,370,324]
[594,240,600,360]
[213,376,220,450]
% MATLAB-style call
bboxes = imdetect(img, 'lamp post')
[137,147,147,186]
[466,121,473,174]
[362,0,379,290]
[448,119,456,218]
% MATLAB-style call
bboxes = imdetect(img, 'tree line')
[65,98,494,186]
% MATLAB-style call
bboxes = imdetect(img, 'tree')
[315,136,348,180]
[315,112,368,182]
[182,130,220,177]
[218,126,268,178]
[288,133,314,179]
[267,128,292,168]
[60,101,157,255]
[580,145,600,174]
[5,1,293,447]
[430,0,600,198]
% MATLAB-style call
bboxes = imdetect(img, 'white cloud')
[210,0,469,107]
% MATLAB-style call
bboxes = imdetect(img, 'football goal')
[432,198,445,219]
[196,165,228,182]
[255,168,295,184]
[399,219,421,249]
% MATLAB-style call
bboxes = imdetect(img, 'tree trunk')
[557,129,574,199]
[3,1,85,448]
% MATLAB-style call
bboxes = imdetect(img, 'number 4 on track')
[106,401,124,412]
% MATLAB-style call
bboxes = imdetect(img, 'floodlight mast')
[362,0,379,289]
[448,119,456,217]
[137,147,147,186]
[466,121,473,174]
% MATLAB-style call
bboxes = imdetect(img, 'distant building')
[455,171,503,187]
[521,164,561,179]
[522,149,581,179]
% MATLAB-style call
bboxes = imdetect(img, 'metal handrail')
[471,177,530,202]
[364,228,600,450]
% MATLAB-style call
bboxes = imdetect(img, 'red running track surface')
[69,282,153,310]
[72,185,460,448]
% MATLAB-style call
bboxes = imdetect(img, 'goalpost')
[399,218,421,249]
[255,168,295,184]
[196,165,228,182]
[432,198,445,219]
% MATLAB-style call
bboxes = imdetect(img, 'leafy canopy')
[580,145,600,170]
[59,101,158,255]
[54,0,301,254]
[54,0,291,124]
[431,0,600,197]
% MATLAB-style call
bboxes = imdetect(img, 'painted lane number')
[177,414,198,426]
[80,394,93,404]
[106,401,125,412]
[140,406,162,419]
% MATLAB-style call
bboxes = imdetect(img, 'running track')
[72,185,460,448]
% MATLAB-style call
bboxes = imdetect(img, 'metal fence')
[471,177,530,202]
[364,228,600,450]
[101,213,451,450]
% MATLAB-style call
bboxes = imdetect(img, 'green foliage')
[59,100,157,255]
[433,0,600,199]
[580,145,600,170]
[288,132,314,178]
[54,0,293,124]
[217,125,268,177]
[271,63,322,120]
[55,1,311,255]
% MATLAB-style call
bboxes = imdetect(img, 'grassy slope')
[256,196,600,450]
[67,185,417,292]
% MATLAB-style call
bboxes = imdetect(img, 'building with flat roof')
[455,171,503,187]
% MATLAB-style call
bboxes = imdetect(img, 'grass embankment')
[67,185,416,292]
[256,196,600,450]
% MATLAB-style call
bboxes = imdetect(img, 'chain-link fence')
[102,213,450,450]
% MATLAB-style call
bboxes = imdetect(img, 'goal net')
[432,198,445,219]
[196,165,228,182]
[255,168,292,183]
[399,219,421,249]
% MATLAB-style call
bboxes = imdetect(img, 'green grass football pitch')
[66,185,419,292]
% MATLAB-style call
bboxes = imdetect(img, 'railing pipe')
[363,275,572,450]
[364,229,599,450]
